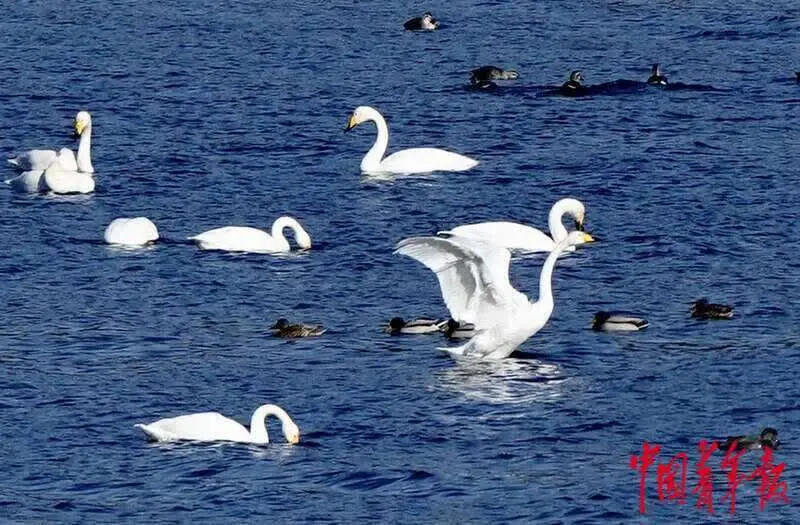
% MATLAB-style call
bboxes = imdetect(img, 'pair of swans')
[189,216,311,254]
[6,111,95,194]
[345,106,478,175]
[395,230,595,359]
[446,198,587,253]
[136,404,300,445]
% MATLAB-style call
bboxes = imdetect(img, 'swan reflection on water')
[433,356,569,404]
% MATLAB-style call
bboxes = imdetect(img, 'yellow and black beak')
[574,219,585,232]
[581,232,596,243]
[73,119,86,137]
[344,114,358,132]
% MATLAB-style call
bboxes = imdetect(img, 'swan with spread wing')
[394,230,594,359]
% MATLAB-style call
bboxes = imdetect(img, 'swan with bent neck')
[135,404,300,444]
[344,106,478,175]
[444,198,587,253]
[395,230,594,359]
[189,216,312,253]
[7,110,94,173]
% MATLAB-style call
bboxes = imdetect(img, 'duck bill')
[344,115,357,132]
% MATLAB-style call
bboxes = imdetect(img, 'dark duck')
[469,66,519,89]
[404,12,439,31]
[560,70,587,96]
[720,428,779,452]
[271,318,326,338]
[647,63,668,85]
[690,298,733,319]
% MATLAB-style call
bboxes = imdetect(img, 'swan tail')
[7,158,20,167]
[438,344,467,356]
[135,423,172,442]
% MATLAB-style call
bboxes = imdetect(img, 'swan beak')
[74,119,87,136]
[581,232,595,243]
[288,433,300,445]
[344,115,357,132]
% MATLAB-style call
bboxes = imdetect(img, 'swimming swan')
[344,106,478,175]
[444,198,587,253]
[395,230,594,359]
[40,148,95,194]
[8,111,94,173]
[135,404,300,444]
[104,217,159,246]
[189,216,311,253]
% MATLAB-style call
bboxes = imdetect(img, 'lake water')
[1,1,798,523]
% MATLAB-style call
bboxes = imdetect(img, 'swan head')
[344,106,377,132]
[282,420,301,445]
[560,198,586,230]
[564,230,594,248]
[74,111,92,136]
[295,229,312,249]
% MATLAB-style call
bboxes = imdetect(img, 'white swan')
[104,217,159,246]
[135,404,300,444]
[189,216,311,253]
[5,169,45,193]
[395,230,594,359]
[344,106,479,175]
[7,111,94,173]
[444,198,587,253]
[40,148,95,194]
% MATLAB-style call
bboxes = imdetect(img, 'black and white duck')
[591,311,649,332]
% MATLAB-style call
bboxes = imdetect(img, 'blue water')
[2,1,799,523]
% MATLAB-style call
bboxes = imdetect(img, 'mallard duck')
[720,428,779,452]
[647,63,668,85]
[592,311,649,331]
[560,70,586,96]
[404,12,439,31]
[444,319,476,339]
[270,318,326,338]
[691,298,733,319]
[386,317,447,335]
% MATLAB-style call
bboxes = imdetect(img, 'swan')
[135,404,300,445]
[189,216,311,253]
[444,198,587,253]
[40,148,95,194]
[344,106,479,175]
[8,111,94,173]
[395,230,594,359]
[104,217,159,246]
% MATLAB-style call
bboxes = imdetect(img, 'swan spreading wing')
[394,235,527,329]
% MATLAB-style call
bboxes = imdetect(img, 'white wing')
[135,412,251,442]
[394,235,526,329]
[104,218,159,246]
[445,221,556,252]
[188,226,280,253]
[8,149,58,171]
[380,148,478,174]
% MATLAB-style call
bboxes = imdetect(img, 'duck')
[8,110,94,174]
[647,63,668,86]
[135,404,300,445]
[560,70,587,96]
[395,230,595,359]
[386,317,447,335]
[591,311,649,331]
[271,318,326,338]
[444,319,476,339]
[470,66,519,89]
[189,216,311,254]
[720,428,779,452]
[690,298,733,319]
[344,106,479,175]
[104,217,159,246]
[404,12,439,31]
[443,198,589,253]
[40,148,95,194]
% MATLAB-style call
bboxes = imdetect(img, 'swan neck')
[271,216,309,249]
[251,404,294,443]
[548,201,570,243]
[537,242,568,308]
[362,110,388,172]
[77,126,93,173]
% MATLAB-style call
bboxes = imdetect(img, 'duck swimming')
[560,70,587,96]
[647,63,668,85]
[720,428,779,452]
[386,317,447,335]
[691,298,733,319]
[271,318,326,338]
[592,311,649,332]
[470,66,519,89]
[404,12,439,31]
